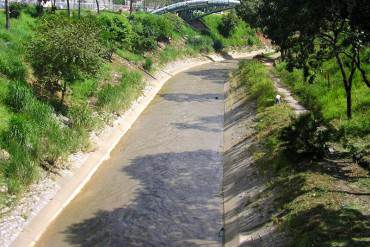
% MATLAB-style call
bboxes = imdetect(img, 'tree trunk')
[335,54,356,119]
[345,86,352,119]
[130,0,133,14]
[67,0,71,17]
[61,81,67,104]
[5,0,10,30]
[78,0,81,18]
[95,0,100,14]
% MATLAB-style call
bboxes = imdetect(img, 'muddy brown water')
[36,60,239,247]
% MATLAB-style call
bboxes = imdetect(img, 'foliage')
[97,12,133,51]
[9,2,27,19]
[97,68,144,113]
[238,59,275,109]
[212,39,224,52]
[6,81,33,112]
[186,35,213,53]
[275,61,370,136]
[27,14,104,102]
[238,0,370,119]
[280,113,331,158]
[202,13,258,48]
[218,11,240,37]
[143,58,153,71]
[129,13,174,53]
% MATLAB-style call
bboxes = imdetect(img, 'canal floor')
[37,60,238,247]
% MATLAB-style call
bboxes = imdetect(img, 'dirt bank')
[223,68,286,247]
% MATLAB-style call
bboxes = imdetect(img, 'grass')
[275,60,370,153]
[202,13,259,48]
[236,60,370,246]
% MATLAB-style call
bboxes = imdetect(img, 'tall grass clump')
[1,82,83,194]
[239,60,275,110]
[97,68,144,113]
[275,60,370,137]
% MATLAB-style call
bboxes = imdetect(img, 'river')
[37,60,239,247]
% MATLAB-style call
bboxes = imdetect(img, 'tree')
[27,15,104,104]
[5,0,10,30]
[96,0,100,14]
[78,0,81,18]
[238,0,370,119]
[67,0,71,16]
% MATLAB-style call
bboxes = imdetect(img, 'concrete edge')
[11,49,268,247]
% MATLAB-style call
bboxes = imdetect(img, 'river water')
[37,60,238,247]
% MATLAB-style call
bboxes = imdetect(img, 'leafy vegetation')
[236,60,370,246]
[238,0,370,119]
[203,12,259,48]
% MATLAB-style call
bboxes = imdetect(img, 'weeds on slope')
[236,60,370,246]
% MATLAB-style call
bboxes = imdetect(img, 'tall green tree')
[96,0,100,14]
[27,15,104,104]
[238,0,370,119]
[5,0,10,30]
[67,0,71,16]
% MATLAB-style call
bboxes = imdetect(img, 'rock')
[57,114,70,126]
[0,149,10,162]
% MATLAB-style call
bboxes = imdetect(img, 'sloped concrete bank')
[223,69,286,247]
[2,49,267,247]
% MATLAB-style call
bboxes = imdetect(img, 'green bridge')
[151,0,240,20]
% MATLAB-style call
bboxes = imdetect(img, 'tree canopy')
[238,0,370,118]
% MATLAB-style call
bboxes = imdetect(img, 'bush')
[97,13,133,50]
[280,113,331,157]
[27,15,104,103]
[24,4,44,17]
[129,13,175,53]
[218,11,240,37]
[9,2,27,19]
[143,58,153,71]
[186,35,213,53]
[213,39,224,51]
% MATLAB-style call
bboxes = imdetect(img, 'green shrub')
[186,35,213,53]
[218,11,240,37]
[280,113,331,158]
[143,58,153,71]
[97,13,133,50]
[202,14,259,47]
[129,13,175,53]
[213,39,224,51]
[9,2,27,19]
[22,4,43,17]
[27,14,104,103]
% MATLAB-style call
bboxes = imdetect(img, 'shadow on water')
[63,150,223,247]
[172,115,223,133]
[159,93,223,103]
